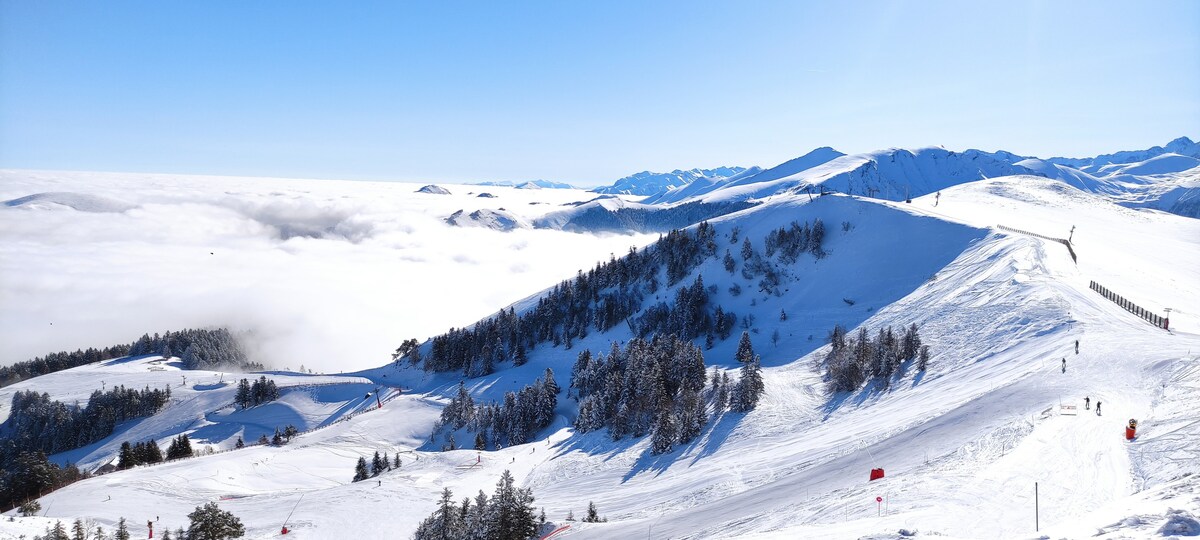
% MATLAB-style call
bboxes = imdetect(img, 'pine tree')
[118,441,135,469]
[19,499,41,517]
[45,521,68,540]
[415,487,461,540]
[779,309,787,321]
[353,457,369,482]
[735,331,756,363]
[235,379,250,409]
[650,414,676,455]
[234,436,244,449]
[185,502,244,540]
[371,451,384,476]
[115,518,130,540]
[918,345,930,371]
[475,431,487,451]
[72,518,86,540]
[741,237,754,260]
[584,501,604,523]
[271,429,283,446]
[543,368,559,396]
[487,470,536,540]
[731,355,764,412]
[394,454,402,468]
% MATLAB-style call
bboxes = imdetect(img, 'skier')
[935,191,941,207]
[1062,358,1067,373]
[1096,401,1102,416]
[1084,396,1090,410]
[1075,339,1079,354]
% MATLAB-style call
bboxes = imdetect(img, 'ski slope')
[4,172,1200,540]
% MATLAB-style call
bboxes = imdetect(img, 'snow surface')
[3,159,1199,539]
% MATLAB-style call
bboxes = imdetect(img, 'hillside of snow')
[6,167,1199,540]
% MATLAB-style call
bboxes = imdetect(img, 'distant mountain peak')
[591,166,749,196]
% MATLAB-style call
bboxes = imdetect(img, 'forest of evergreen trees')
[2,386,171,458]
[0,451,87,511]
[571,333,763,455]
[2,327,261,390]
[433,370,559,451]
[407,219,827,379]
[234,376,280,409]
[128,328,261,371]
[0,385,169,509]
[0,345,131,388]
[413,470,539,540]
[823,323,930,392]
[117,439,164,469]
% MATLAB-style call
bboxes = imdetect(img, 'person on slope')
[1075,339,1080,354]
[1062,358,1067,373]
[1096,401,1102,416]
[1085,396,1090,410]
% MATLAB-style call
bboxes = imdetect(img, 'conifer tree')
[583,501,604,523]
[115,518,130,540]
[371,451,384,476]
[731,355,764,412]
[735,332,756,363]
[650,414,676,455]
[353,457,369,482]
[185,502,244,540]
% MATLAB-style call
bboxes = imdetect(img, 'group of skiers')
[1065,340,1099,415]
[1062,339,1100,414]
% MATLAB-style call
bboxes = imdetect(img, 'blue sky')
[2,1,1198,185]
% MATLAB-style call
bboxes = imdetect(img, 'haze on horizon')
[2,0,1198,185]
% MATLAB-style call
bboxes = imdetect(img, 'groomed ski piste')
[4,172,1200,539]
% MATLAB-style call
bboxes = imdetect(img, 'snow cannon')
[1126,419,1138,441]
[869,468,885,481]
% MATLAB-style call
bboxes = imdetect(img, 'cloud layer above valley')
[0,170,652,373]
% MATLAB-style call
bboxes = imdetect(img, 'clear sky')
[2,0,1198,185]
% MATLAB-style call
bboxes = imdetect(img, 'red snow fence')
[1126,419,1138,441]
[869,468,885,481]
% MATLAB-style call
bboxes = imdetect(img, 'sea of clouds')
[0,170,651,373]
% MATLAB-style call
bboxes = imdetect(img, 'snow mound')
[3,191,137,213]
[1158,508,1200,536]
[416,184,452,195]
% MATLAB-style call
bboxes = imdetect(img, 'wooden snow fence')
[1089,281,1169,329]
[996,224,1077,263]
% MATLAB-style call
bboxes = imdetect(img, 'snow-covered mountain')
[591,166,749,196]
[475,179,576,189]
[1047,136,1200,173]
[4,141,1200,539]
